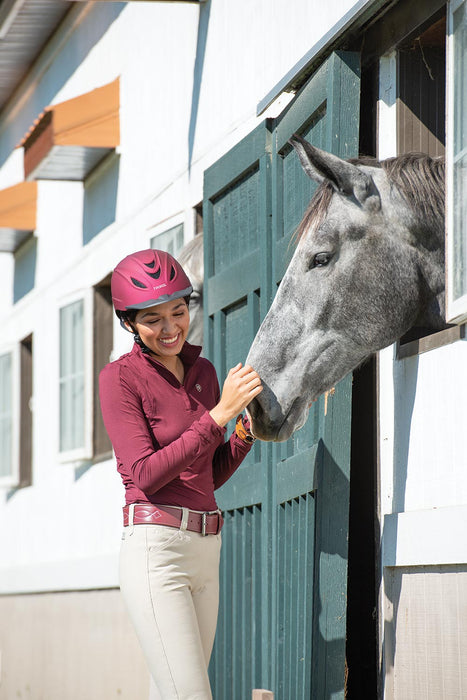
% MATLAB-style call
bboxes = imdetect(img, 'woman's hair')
[117,296,191,328]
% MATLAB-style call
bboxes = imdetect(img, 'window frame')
[0,345,20,488]
[57,289,93,463]
[149,215,185,257]
[446,0,467,323]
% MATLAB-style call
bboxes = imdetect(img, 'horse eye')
[311,252,332,268]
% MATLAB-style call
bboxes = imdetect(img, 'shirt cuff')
[200,410,227,436]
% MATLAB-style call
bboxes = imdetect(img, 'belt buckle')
[201,512,207,536]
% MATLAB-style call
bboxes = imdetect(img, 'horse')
[246,134,446,442]
[178,232,204,347]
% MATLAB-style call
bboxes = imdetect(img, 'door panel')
[271,51,359,698]
[204,121,273,697]
[204,51,360,698]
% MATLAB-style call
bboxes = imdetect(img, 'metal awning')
[19,78,120,181]
[0,181,37,252]
[0,0,73,115]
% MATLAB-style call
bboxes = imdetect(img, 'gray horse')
[246,134,446,442]
[178,232,204,347]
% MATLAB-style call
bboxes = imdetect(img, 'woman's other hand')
[209,363,262,427]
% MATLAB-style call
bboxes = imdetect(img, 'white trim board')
[382,505,467,568]
[0,552,120,594]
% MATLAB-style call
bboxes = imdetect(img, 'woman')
[99,249,262,699]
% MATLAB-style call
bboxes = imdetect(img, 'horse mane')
[295,152,445,243]
[178,232,204,284]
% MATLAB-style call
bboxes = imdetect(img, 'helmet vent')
[170,265,176,281]
[130,277,148,289]
[147,269,161,279]
[144,260,156,269]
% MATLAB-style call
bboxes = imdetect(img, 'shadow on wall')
[188,0,211,172]
[312,440,350,699]
[0,3,126,169]
[14,235,37,303]
[380,353,419,686]
[83,153,120,245]
[392,353,419,514]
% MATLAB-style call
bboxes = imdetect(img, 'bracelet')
[235,414,256,444]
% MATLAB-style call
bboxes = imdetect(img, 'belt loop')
[128,503,135,535]
[180,507,189,531]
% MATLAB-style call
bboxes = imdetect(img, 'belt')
[122,503,223,536]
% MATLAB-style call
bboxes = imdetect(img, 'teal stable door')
[203,51,360,700]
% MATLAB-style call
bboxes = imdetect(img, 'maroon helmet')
[111,249,193,312]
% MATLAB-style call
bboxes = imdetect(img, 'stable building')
[0,1,466,698]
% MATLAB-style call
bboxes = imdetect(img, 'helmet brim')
[124,285,193,310]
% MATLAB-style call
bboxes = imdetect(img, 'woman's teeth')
[159,335,179,345]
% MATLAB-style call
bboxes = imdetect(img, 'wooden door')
[204,51,360,699]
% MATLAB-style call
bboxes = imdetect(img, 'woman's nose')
[161,318,176,333]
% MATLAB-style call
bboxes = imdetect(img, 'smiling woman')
[99,248,262,699]
[130,300,191,383]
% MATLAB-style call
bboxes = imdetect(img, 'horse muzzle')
[247,392,308,443]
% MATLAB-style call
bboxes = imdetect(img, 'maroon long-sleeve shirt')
[99,342,252,510]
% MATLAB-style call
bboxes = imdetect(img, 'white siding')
[0,0,359,592]
[378,52,467,699]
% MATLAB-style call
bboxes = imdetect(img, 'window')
[447,0,467,323]
[0,349,19,487]
[59,295,92,460]
[150,223,184,257]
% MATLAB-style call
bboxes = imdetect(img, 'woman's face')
[132,298,190,361]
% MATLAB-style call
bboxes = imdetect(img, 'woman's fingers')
[210,362,263,427]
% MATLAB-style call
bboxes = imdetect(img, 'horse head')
[247,135,446,442]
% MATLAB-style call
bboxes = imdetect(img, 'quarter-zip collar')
[131,340,202,387]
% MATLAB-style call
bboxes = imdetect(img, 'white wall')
[378,51,467,698]
[0,0,359,593]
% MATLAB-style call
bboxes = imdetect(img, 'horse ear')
[288,134,380,209]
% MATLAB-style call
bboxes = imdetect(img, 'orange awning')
[0,181,37,252]
[20,78,120,181]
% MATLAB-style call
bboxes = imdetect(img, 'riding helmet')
[111,249,193,312]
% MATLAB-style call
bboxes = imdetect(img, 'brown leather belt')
[122,503,223,536]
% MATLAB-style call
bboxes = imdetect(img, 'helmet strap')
[125,319,153,355]
[117,312,153,355]
[133,332,152,355]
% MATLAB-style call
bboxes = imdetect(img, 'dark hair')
[116,296,191,326]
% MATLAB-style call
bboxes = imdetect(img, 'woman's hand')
[209,363,263,427]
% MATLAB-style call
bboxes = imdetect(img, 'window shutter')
[19,335,33,487]
[93,285,113,460]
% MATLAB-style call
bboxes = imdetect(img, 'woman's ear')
[118,316,135,334]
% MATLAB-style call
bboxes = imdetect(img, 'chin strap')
[133,333,152,355]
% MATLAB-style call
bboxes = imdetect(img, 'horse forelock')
[294,153,445,245]
[294,182,334,245]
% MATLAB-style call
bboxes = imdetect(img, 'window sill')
[397,324,465,359]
